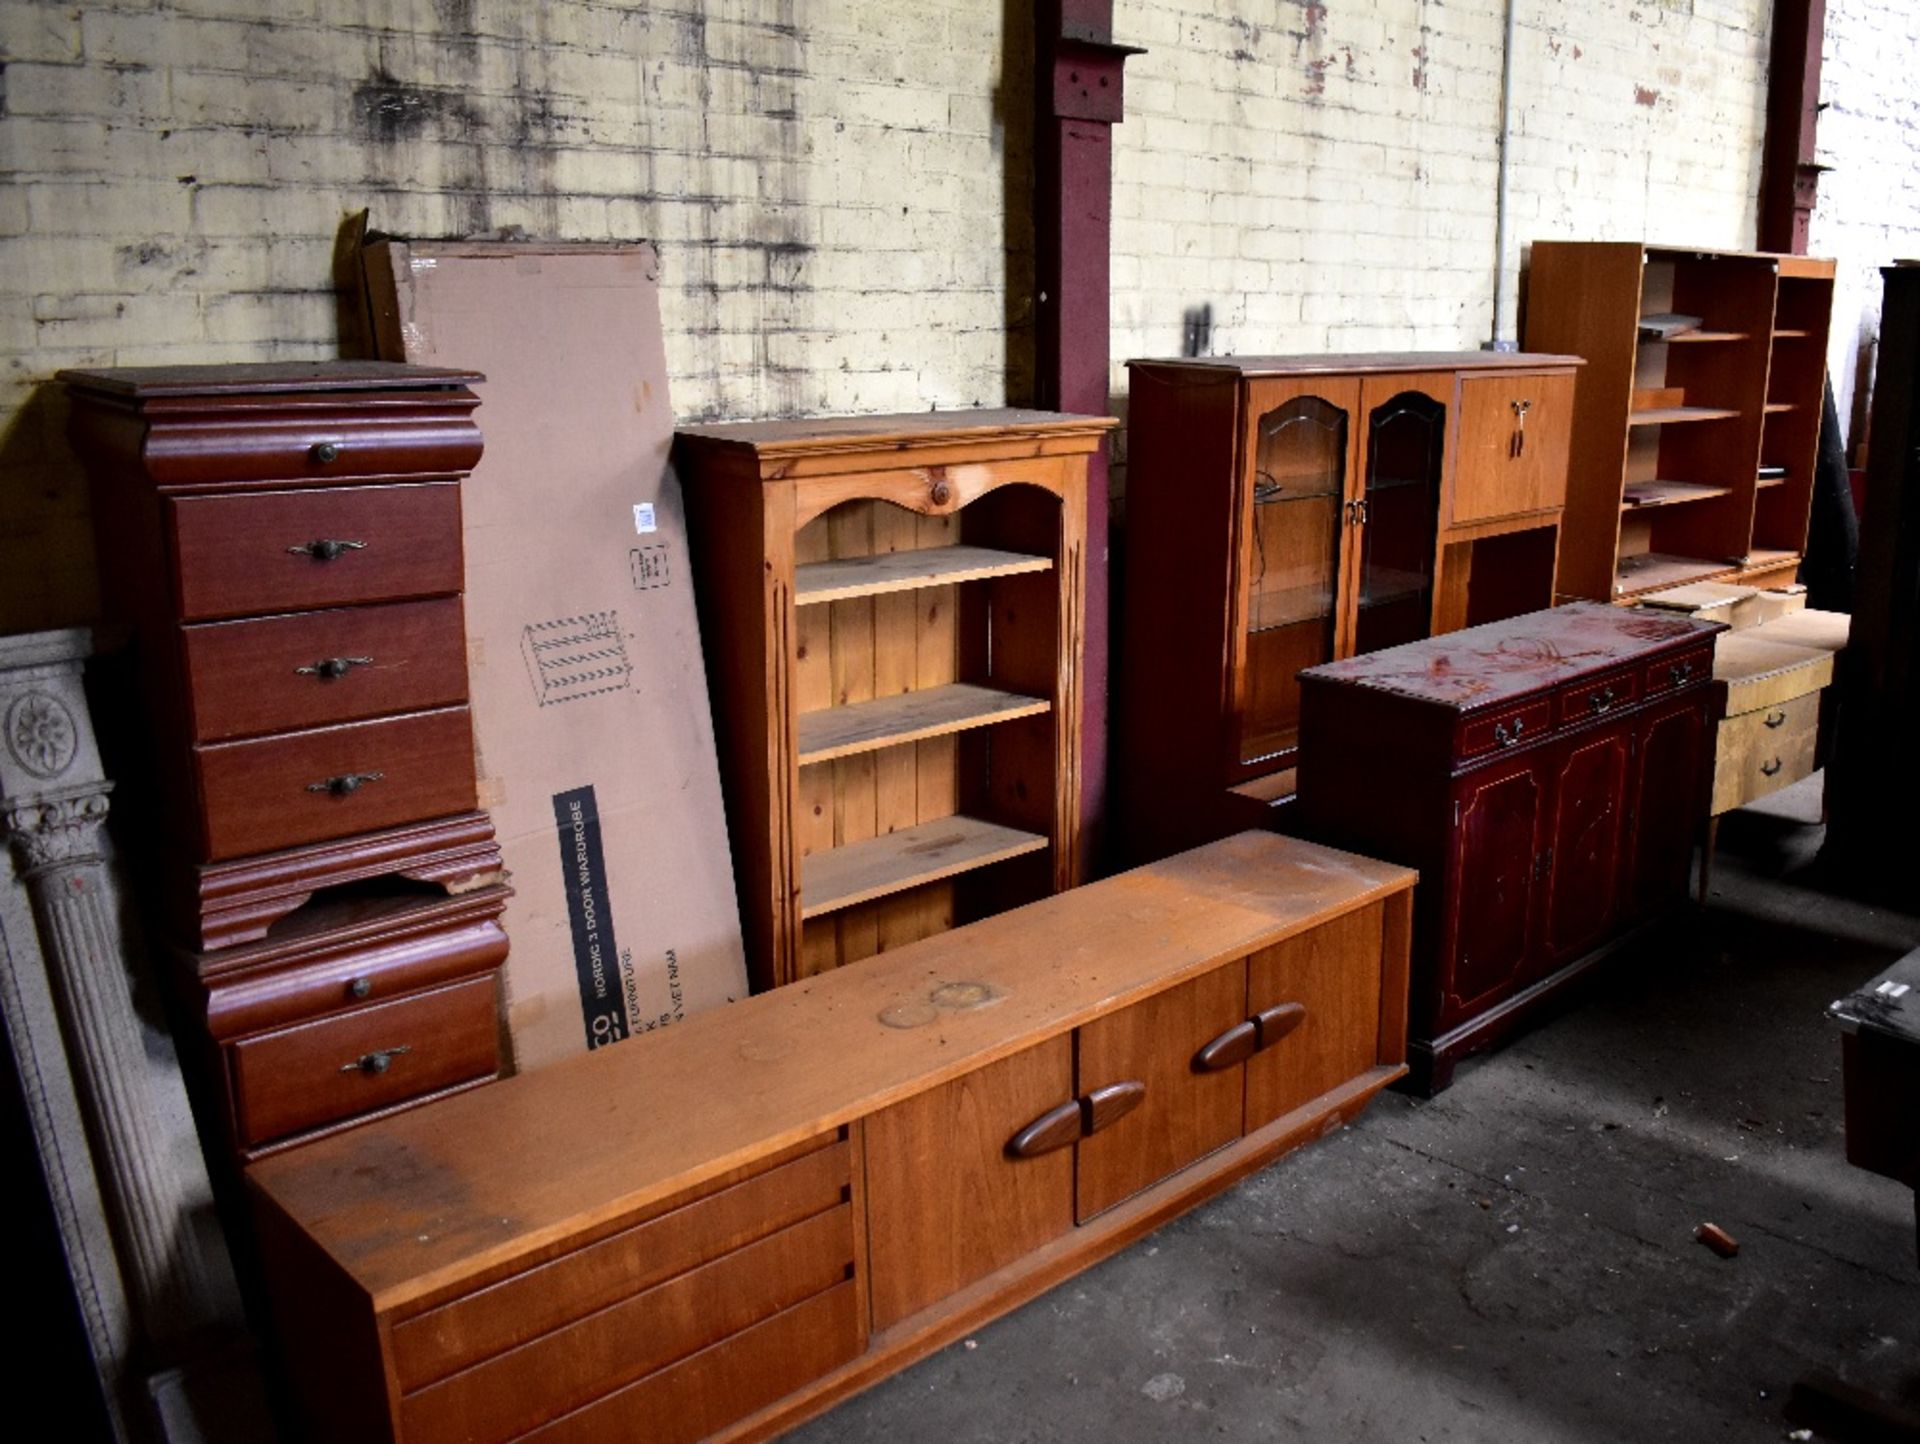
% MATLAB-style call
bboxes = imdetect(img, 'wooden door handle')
[1193,1020,1259,1073]
[1253,1001,1308,1049]
[1083,1081,1147,1136]
[1007,1101,1082,1160]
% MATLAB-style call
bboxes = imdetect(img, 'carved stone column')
[0,629,240,1426]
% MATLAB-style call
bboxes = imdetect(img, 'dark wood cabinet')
[1118,352,1581,862]
[250,833,1415,1443]
[1296,603,1722,1092]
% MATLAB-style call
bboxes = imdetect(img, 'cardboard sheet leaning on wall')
[360,239,747,1071]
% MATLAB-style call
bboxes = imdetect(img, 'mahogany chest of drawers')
[63,361,510,1160]
[250,832,1414,1442]
[1295,602,1723,1093]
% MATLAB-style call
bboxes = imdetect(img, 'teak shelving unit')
[1524,241,1835,601]
[677,409,1110,993]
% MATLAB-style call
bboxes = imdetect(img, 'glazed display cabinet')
[1117,352,1580,862]
[676,409,1111,993]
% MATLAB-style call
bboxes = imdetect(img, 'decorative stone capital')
[4,785,112,876]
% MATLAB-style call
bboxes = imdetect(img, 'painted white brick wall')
[1810,0,1920,456]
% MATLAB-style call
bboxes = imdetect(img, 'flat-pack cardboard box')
[362,240,747,1070]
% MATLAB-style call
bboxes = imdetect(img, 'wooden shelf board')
[1756,473,1789,490]
[797,683,1049,765]
[1229,768,1298,806]
[1742,548,1801,570]
[1621,480,1735,510]
[1763,402,1795,415]
[1773,328,1812,339]
[1627,406,1742,426]
[1614,552,1739,597]
[800,816,1048,920]
[795,545,1051,604]
[1657,330,1750,344]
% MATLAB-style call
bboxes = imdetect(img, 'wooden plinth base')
[168,811,504,952]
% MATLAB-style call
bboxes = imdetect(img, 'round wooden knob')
[930,479,952,506]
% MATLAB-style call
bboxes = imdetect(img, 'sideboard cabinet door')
[1623,690,1712,922]
[863,1038,1075,1330]
[1537,721,1633,969]
[1244,901,1387,1129]
[1443,753,1549,1028]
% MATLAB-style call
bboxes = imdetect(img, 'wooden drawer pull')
[305,770,385,796]
[1193,1020,1259,1073]
[1083,1080,1147,1136]
[294,655,374,679]
[341,1045,411,1076]
[288,537,368,562]
[1253,1001,1308,1050]
[1760,757,1784,777]
[1006,1101,1082,1160]
[1763,710,1787,728]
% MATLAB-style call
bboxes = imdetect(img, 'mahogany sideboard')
[250,831,1415,1443]
[1295,603,1723,1094]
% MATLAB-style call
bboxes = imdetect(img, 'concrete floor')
[793,776,1920,1443]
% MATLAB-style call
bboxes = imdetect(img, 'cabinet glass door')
[1239,393,1351,765]
[1354,390,1444,657]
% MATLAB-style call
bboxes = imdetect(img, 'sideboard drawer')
[1643,646,1713,698]
[1712,690,1820,814]
[194,705,476,860]
[391,1134,852,1391]
[398,1204,857,1444]
[146,408,482,489]
[181,598,469,742]
[170,482,463,621]
[1558,668,1639,725]
[1458,698,1554,760]
[230,973,499,1147]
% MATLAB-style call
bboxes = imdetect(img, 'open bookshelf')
[1525,242,1835,601]
[678,409,1110,992]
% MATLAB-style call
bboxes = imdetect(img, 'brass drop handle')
[341,1046,411,1076]
[308,441,343,465]
[1587,687,1617,714]
[1763,710,1787,729]
[1194,1020,1259,1073]
[288,538,367,561]
[1510,398,1533,458]
[1760,757,1783,776]
[306,771,384,796]
[1006,1101,1083,1160]
[295,655,374,679]
[1669,661,1696,684]
[1083,1080,1147,1135]
[1494,718,1525,747]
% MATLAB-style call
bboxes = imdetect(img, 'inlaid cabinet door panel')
[1624,691,1711,921]
[1444,753,1547,1025]
[1539,722,1632,969]
[1244,901,1386,1130]
[1075,965,1247,1221]
[863,1037,1074,1330]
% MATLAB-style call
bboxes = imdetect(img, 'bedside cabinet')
[63,362,511,1161]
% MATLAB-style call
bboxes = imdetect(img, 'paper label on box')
[633,502,657,534]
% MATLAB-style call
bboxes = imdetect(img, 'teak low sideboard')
[249,832,1415,1443]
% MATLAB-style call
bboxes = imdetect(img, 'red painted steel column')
[1036,0,1139,876]
[1758,0,1825,254]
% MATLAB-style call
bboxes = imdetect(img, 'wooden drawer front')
[1076,964,1247,1221]
[147,408,481,489]
[392,1137,851,1391]
[1713,691,1820,814]
[170,482,463,621]
[399,1205,856,1444]
[513,1281,862,1444]
[1557,668,1639,726]
[1458,698,1554,760]
[1451,371,1575,525]
[229,974,499,1148]
[181,598,468,742]
[865,1039,1075,1331]
[1244,902,1386,1131]
[1643,646,1714,698]
[194,705,476,860]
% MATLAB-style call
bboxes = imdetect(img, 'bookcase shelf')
[800,815,1048,919]
[796,683,1049,765]
[795,545,1052,604]
[1526,242,1835,602]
